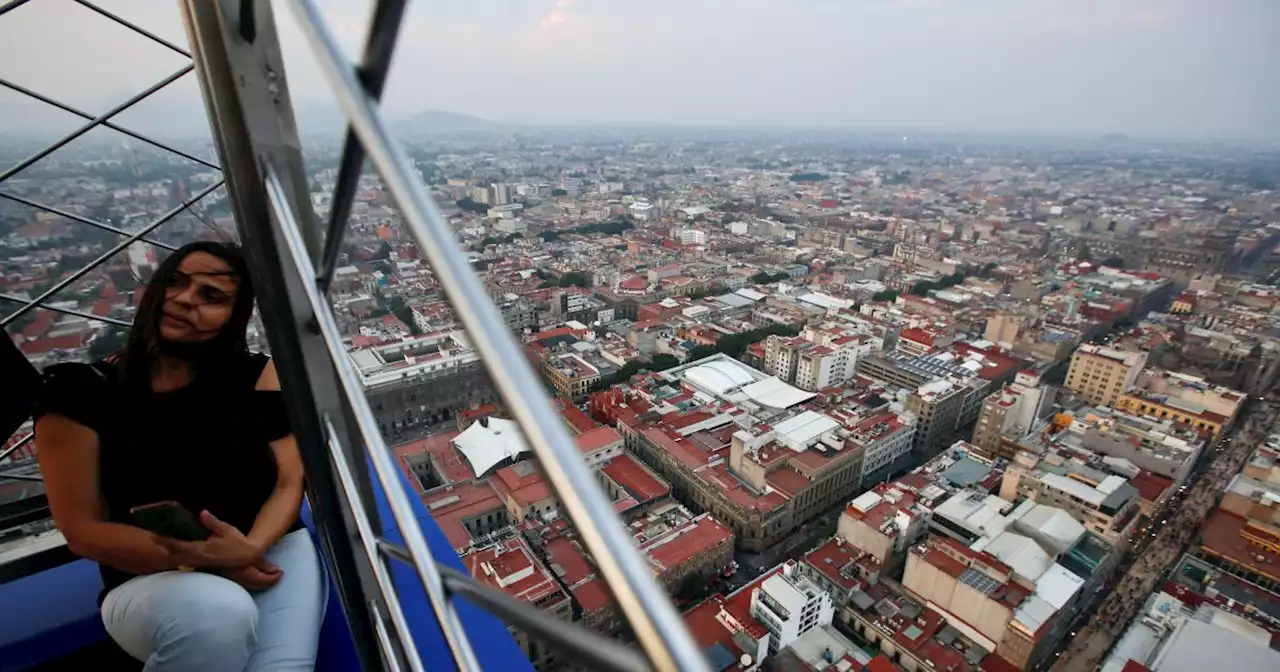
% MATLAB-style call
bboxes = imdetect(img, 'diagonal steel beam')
[0,192,177,250]
[316,0,407,294]
[70,0,191,58]
[0,78,218,171]
[0,65,194,185]
[0,433,34,464]
[264,164,480,672]
[0,0,34,19]
[0,180,223,327]
[284,1,710,669]
[0,293,132,327]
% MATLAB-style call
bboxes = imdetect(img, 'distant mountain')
[394,109,500,133]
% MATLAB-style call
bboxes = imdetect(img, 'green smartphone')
[129,501,211,541]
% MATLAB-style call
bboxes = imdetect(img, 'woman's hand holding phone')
[155,510,263,569]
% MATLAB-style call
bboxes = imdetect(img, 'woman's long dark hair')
[117,241,256,386]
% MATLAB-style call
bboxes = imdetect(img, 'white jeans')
[101,529,324,672]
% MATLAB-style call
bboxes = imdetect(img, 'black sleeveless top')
[34,353,294,595]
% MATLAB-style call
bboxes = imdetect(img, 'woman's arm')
[245,434,305,553]
[35,413,181,575]
[245,360,305,553]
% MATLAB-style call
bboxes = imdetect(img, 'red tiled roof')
[575,426,622,454]
[543,536,595,585]
[558,402,600,434]
[599,453,670,503]
[571,577,612,614]
[900,327,936,347]
[765,467,810,498]
[641,515,733,573]
[1200,510,1280,583]
[395,430,471,486]
[1130,470,1173,504]
[802,538,874,592]
[620,275,648,290]
[465,538,563,605]
[19,332,89,355]
[866,655,902,672]
[420,481,505,551]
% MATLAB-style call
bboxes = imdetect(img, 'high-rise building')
[491,182,510,206]
[972,371,1057,459]
[470,185,492,204]
[1064,344,1147,407]
[748,561,835,655]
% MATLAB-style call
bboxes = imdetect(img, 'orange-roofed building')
[463,536,571,669]
[633,508,734,592]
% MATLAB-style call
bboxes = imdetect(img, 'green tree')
[455,197,489,215]
[751,271,773,284]
[688,345,719,361]
[557,271,592,288]
[649,353,680,371]
[1075,244,1092,261]
[538,218,633,242]
[551,188,568,196]
[393,305,421,335]
[1101,256,1124,268]
[871,290,900,302]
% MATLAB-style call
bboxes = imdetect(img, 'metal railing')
[181,0,709,670]
[1,0,711,670]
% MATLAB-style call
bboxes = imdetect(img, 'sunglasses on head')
[169,270,236,306]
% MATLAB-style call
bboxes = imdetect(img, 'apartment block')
[903,532,1089,670]
[749,561,836,655]
[999,448,1141,543]
[972,371,1056,459]
[1064,344,1147,407]
[835,480,936,570]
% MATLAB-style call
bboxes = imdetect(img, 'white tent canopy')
[451,417,529,477]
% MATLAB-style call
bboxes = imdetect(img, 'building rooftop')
[349,329,479,389]
[1199,509,1280,583]
[636,509,734,574]
[599,452,671,505]
[420,481,505,551]
[802,538,878,593]
[464,536,566,608]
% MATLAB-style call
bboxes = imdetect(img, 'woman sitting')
[35,241,323,671]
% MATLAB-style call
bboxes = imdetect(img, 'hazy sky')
[1,0,1278,140]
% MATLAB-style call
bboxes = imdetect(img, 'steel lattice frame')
[0,0,224,459]
[1,1,711,670]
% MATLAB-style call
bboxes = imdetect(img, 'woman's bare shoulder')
[254,357,280,391]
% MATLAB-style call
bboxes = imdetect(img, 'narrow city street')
[1050,400,1278,672]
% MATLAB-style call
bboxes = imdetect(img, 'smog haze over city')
[1,0,1279,140]
[3,2,1280,672]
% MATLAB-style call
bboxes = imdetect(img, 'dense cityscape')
[4,125,1280,672]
